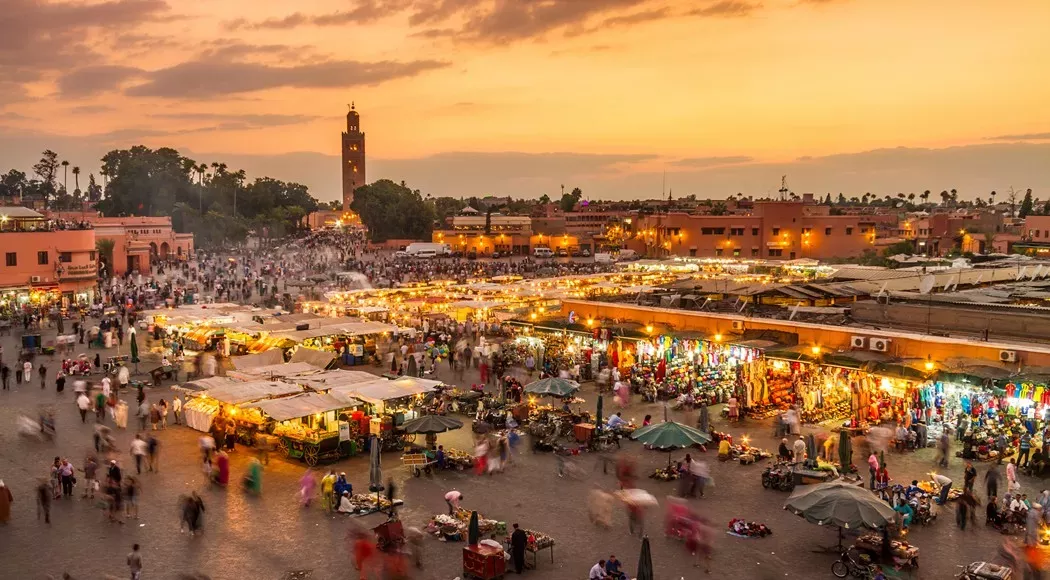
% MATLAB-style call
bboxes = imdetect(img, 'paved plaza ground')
[0,323,1037,579]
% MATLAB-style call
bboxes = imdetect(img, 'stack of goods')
[855,533,919,567]
[766,374,795,410]
[273,422,318,442]
[731,443,772,465]
[426,508,500,540]
[917,480,962,502]
[727,519,773,538]
[344,493,404,514]
[515,529,554,551]
[444,448,475,470]
[649,465,680,481]
[800,400,851,424]
[745,405,782,420]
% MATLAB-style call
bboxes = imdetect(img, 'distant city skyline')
[1,0,1048,202]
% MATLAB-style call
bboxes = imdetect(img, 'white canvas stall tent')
[249,393,359,422]
[230,349,285,369]
[291,369,378,392]
[226,362,320,382]
[340,376,442,412]
[203,380,303,405]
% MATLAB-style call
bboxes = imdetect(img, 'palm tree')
[940,190,950,205]
[861,193,870,205]
[61,160,69,194]
[907,193,916,204]
[990,190,997,205]
[72,166,81,201]
[950,189,958,205]
[921,190,930,204]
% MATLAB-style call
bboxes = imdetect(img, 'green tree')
[86,174,102,202]
[559,187,583,212]
[823,193,832,205]
[350,179,435,242]
[709,202,729,216]
[71,166,81,200]
[431,197,467,223]
[882,240,915,256]
[32,150,60,203]
[96,238,115,276]
[538,194,552,204]
[1019,188,1035,217]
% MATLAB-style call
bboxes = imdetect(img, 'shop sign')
[338,421,351,442]
[59,262,99,279]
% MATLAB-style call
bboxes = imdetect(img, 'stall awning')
[203,380,303,405]
[226,362,320,381]
[250,393,356,422]
[823,351,893,370]
[272,321,396,342]
[343,376,442,404]
[294,369,379,392]
[183,377,242,391]
[764,346,821,363]
[230,349,285,370]
[289,347,337,369]
[865,361,930,382]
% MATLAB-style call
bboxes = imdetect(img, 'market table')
[574,422,595,443]
[525,541,554,570]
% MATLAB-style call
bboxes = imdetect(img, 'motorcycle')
[831,549,877,579]
[956,561,1012,580]
[761,462,795,492]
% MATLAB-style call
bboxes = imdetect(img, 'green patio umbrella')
[468,510,480,545]
[838,431,852,468]
[523,377,579,398]
[784,481,898,550]
[400,415,463,434]
[636,536,654,580]
[631,420,712,466]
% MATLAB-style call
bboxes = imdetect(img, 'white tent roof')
[273,321,396,342]
[226,362,319,381]
[250,392,358,422]
[336,376,442,404]
[292,369,378,391]
[203,380,303,405]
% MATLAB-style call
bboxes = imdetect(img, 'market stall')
[633,334,763,404]
[182,380,303,432]
[252,392,363,465]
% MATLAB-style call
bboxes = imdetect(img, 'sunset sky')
[2,0,1049,202]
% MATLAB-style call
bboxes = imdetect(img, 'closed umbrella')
[523,377,579,398]
[806,433,817,462]
[406,355,417,377]
[369,435,383,492]
[129,330,140,372]
[636,536,654,580]
[401,415,463,434]
[596,394,604,432]
[468,510,480,545]
[838,431,852,468]
[698,404,710,434]
[784,481,898,550]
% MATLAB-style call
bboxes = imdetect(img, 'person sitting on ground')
[778,439,792,462]
[894,500,914,529]
[905,480,923,499]
[337,490,355,513]
[589,559,608,579]
[334,472,352,499]
[605,554,627,580]
[987,496,1002,527]
[606,412,627,430]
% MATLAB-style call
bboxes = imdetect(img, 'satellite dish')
[919,275,936,295]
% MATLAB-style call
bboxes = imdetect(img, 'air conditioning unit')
[850,336,868,349]
[870,338,890,352]
[30,276,41,283]
[1000,350,1017,363]
[731,320,744,331]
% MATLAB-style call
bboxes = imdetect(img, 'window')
[825,227,832,235]
[729,228,744,236]
[715,248,723,257]
[846,227,854,235]
[37,251,48,265]
[768,248,783,257]
[700,227,725,235]
[5,252,15,267]
[801,227,812,234]
[89,251,96,261]
[59,252,72,263]
[771,228,780,236]
[751,248,760,257]
[733,248,741,257]
[751,227,759,236]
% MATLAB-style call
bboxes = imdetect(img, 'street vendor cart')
[253,393,362,466]
[401,452,436,477]
[149,364,177,385]
[463,544,506,580]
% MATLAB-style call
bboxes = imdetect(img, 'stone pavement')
[0,325,1036,579]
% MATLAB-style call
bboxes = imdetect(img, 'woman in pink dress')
[211,450,230,486]
[299,469,317,507]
